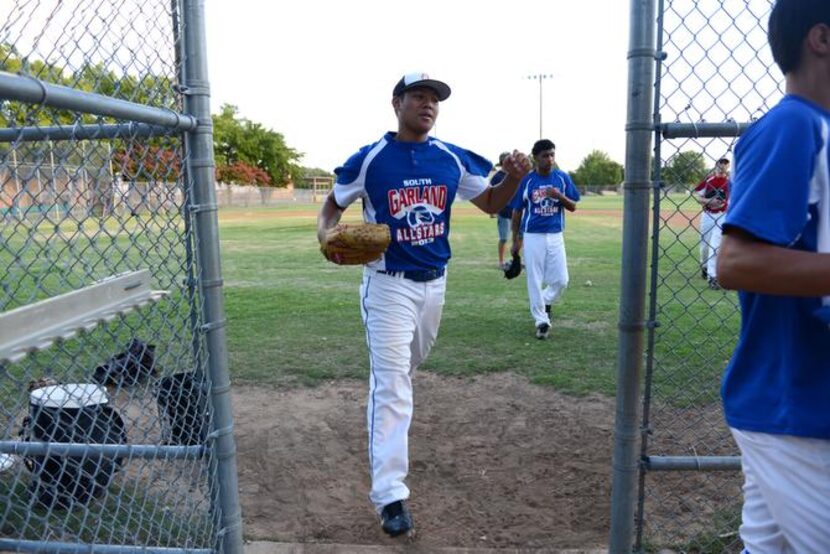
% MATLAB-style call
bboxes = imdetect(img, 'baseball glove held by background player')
[504,253,522,280]
[321,223,391,265]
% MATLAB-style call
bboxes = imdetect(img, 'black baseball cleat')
[535,323,550,340]
[708,277,722,290]
[380,500,413,537]
[545,304,551,316]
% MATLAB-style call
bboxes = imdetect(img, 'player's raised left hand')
[501,150,532,179]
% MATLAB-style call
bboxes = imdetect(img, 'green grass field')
[0,193,738,404]
[220,193,739,404]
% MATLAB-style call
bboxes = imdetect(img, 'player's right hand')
[502,150,532,179]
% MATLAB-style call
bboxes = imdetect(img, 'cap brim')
[401,79,451,101]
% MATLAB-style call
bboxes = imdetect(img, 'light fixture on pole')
[526,74,553,139]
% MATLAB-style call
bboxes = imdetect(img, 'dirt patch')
[233,372,611,550]
[232,372,738,550]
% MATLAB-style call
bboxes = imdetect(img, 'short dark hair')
[532,139,555,156]
[768,0,830,74]
[717,158,730,165]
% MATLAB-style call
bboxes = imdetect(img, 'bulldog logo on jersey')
[388,179,448,245]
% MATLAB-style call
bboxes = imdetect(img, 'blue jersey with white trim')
[509,169,580,234]
[333,132,491,271]
[721,95,830,439]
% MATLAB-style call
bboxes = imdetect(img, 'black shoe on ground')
[535,323,550,340]
[708,277,721,290]
[545,304,551,316]
[380,500,413,537]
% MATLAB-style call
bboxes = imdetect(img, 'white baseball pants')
[359,268,446,513]
[700,211,724,279]
[523,232,569,327]
[731,428,830,554]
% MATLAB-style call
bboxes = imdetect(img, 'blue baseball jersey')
[490,169,512,219]
[509,169,580,234]
[721,95,830,439]
[333,132,491,271]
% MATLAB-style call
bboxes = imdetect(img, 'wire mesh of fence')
[1,1,241,552]
[636,1,783,552]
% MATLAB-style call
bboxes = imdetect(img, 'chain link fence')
[634,0,783,551]
[1,1,242,552]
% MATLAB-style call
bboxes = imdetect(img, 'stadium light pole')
[526,73,553,139]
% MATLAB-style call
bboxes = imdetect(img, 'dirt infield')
[233,371,740,552]
[232,372,736,550]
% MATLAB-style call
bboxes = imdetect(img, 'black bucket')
[155,372,208,446]
[25,384,127,509]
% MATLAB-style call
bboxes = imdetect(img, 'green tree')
[571,150,624,187]
[212,104,302,187]
[301,167,334,178]
[662,150,708,186]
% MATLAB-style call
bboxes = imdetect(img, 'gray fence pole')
[180,1,244,553]
[609,0,657,552]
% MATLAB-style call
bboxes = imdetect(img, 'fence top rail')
[0,71,197,132]
[0,123,178,143]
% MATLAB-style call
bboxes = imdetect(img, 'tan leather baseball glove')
[320,223,391,265]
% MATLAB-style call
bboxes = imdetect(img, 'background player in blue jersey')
[316,72,532,538]
[490,152,514,269]
[717,1,830,551]
[509,139,580,339]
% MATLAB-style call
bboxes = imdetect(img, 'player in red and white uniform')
[693,157,730,288]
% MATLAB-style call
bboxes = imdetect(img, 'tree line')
[0,44,714,189]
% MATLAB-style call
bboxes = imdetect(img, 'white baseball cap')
[392,72,451,101]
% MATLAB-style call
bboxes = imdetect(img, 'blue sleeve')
[333,144,372,185]
[724,107,820,246]
[564,173,580,201]
[444,143,493,177]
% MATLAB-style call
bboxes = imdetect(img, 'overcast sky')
[203,1,630,173]
[3,0,777,174]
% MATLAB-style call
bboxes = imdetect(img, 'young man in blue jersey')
[316,73,532,537]
[509,139,580,339]
[717,1,830,551]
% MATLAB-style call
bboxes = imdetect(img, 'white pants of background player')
[523,232,569,327]
[731,428,830,554]
[699,211,724,279]
[359,268,446,513]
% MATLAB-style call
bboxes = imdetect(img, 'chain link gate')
[0,1,243,552]
[612,0,784,552]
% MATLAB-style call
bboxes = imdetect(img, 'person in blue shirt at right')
[510,139,579,339]
[717,1,830,552]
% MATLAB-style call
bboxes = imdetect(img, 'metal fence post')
[181,1,244,552]
[609,0,657,552]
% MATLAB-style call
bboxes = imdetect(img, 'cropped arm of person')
[547,188,577,212]
[471,151,531,214]
[317,193,345,245]
[510,208,524,256]
[717,227,830,296]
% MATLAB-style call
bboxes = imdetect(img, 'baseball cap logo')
[394,72,451,101]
